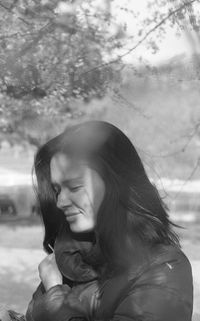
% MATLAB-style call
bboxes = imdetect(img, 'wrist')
[44,279,63,292]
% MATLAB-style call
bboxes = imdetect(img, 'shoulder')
[128,244,193,296]
[114,245,193,321]
[152,244,193,288]
[95,245,193,321]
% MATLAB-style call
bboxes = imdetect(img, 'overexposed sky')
[125,31,195,64]
[111,0,200,64]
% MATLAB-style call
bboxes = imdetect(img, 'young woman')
[12,121,194,321]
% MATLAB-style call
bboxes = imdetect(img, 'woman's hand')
[38,253,63,291]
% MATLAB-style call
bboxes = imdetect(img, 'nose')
[56,188,72,210]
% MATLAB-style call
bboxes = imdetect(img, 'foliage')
[0,0,124,137]
[0,0,200,144]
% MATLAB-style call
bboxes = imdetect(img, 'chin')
[69,223,94,233]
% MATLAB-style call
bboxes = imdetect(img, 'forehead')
[50,153,84,183]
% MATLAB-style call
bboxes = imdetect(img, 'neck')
[70,230,96,243]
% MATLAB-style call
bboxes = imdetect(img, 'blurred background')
[0,0,200,320]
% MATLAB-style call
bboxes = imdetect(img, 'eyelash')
[70,186,83,192]
[52,185,82,195]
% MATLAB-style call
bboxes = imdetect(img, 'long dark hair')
[34,121,180,272]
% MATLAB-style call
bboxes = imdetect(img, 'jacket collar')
[54,221,99,283]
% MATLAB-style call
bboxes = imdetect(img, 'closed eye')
[70,186,83,192]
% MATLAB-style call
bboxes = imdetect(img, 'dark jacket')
[26,224,193,321]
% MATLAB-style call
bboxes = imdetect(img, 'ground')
[0,220,199,320]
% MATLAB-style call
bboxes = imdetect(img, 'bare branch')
[0,33,19,39]
[9,0,19,11]
[141,141,196,159]
[118,0,199,59]
[172,156,200,198]
[112,91,150,119]
[17,16,32,26]
[0,0,19,12]
[0,32,37,40]
[0,2,10,11]
[135,122,200,159]
[78,0,199,77]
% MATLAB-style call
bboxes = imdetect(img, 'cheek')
[77,167,105,216]
[90,178,105,216]
[72,190,92,210]
[74,185,104,217]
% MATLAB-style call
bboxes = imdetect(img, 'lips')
[64,212,81,222]
[64,211,81,217]
[65,212,80,217]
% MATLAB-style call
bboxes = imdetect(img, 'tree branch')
[79,0,199,77]
[0,1,10,11]
[172,155,200,197]
[0,32,37,40]
[18,16,32,26]
[6,21,54,65]
[0,0,19,12]
[112,90,150,119]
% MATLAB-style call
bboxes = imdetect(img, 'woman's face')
[50,152,105,233]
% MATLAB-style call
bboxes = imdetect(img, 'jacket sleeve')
[26,282,46,321]
[110,254,193,321]
[26,280,99,321]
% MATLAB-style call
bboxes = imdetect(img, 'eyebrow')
[51,177,83,186]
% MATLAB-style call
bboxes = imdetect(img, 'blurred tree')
[0,0,200,145]
[0,0,125,142]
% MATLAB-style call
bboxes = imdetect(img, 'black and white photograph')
[0,0,199,320]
